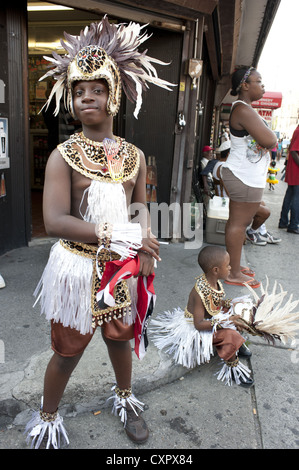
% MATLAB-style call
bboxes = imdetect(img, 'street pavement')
[0,166,299,455]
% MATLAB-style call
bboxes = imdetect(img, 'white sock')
[259,224,267,235]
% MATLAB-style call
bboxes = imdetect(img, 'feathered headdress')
[40,15,175,119]
[232,278,299,345]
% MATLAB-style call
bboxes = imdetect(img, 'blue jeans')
[279,184,299,230]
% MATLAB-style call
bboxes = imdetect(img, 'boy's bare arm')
[43,149,97,243]
[188,289,213,332]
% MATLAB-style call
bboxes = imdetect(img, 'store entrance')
[29,53,58,238]
[27,2,181,240]
[28,53,83,237]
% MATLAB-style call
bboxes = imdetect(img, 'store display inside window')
[29,56,81,188]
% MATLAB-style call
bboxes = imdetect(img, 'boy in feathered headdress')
[26,16,174,449]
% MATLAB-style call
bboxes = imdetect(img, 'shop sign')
[252,92,282,109]
[257,108,273,122]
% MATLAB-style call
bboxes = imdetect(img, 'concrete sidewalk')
[0,175,299,450]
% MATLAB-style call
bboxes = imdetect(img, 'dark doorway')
[124,27,182,205]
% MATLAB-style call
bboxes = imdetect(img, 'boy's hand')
[229,314,246,332]
[137,251,155,277]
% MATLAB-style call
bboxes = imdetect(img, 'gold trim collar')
[194,274,225,317]
[58,132,140,183]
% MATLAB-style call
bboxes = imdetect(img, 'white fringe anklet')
[25,399,69,449]
[216,357,252,386]
[108,385,144,426]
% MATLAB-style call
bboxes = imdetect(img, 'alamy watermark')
[129,201,204,249]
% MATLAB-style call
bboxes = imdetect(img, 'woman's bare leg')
[251,201,270,230]
[225,199,261,283]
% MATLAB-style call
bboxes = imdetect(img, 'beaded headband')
[40,16,174,119]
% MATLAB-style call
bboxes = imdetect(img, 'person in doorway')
[200,145,214,170]
[220,66,277,288]
[201,147,217,196]
[212,140,230,197]
[25,17,174,449]
[278,124,299,234]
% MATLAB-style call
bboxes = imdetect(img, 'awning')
[252,91,282,109]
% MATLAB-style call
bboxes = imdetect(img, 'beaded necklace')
[58,132,140,182]
[194,274,225,316]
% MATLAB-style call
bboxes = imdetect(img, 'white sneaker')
[259,231,281,244]
[0,274,5,288]
[246,230,267,246]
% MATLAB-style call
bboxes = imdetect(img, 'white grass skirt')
[149,307,215,368]
[34,241,94,335]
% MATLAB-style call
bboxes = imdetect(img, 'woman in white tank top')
[221,67,277,288]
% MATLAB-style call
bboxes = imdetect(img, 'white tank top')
[222,100,270,188]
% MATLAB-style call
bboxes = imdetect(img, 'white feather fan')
[233,277,299,345]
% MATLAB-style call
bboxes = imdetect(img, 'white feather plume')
[238,277,299,344]
[39,15,175,118]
